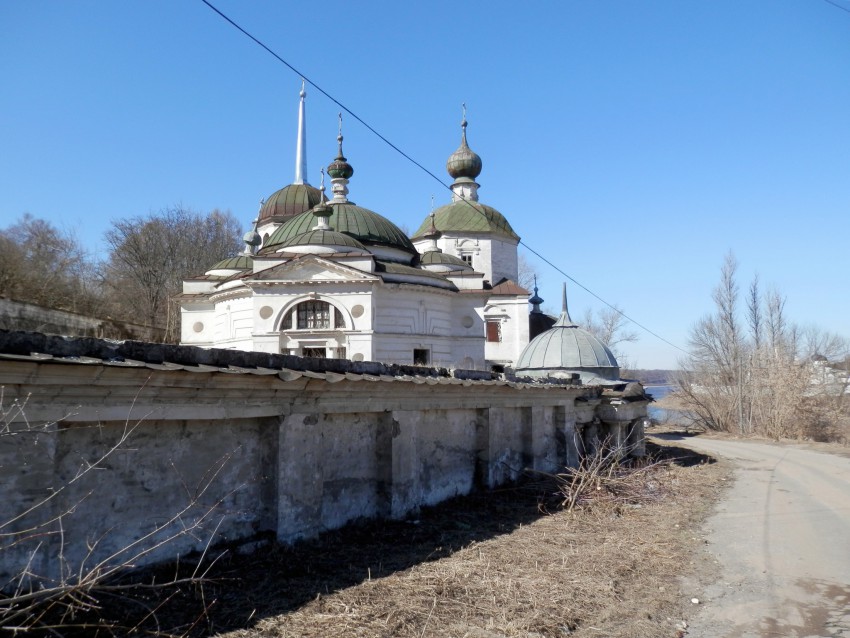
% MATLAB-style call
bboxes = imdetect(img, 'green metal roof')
[209,255,253,271]
[259,184,323,222]
[411,200,518,241]
[419,251,470,268]
[263,203,417,255]
[277,229,366,251]
[374,260,456,287]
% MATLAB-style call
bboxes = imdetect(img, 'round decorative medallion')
[259,305,274,319]
[351,304,364,318]
[461,316,474,328]
[192,322,204,333]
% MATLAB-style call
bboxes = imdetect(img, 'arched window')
[281,300,346,330]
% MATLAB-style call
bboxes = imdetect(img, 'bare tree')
[102,207,242,340]
[516,251,537,291]
[0,214,102,314]
[677,252,850,442]
[580,305,639,368]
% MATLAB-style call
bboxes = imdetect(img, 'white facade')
[180,91,531,371]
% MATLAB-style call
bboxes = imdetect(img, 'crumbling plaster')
[0,330,647,587]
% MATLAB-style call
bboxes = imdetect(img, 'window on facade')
[413,349,430,365]
[460,253,473,265]
[486,320,501,343]
[281,301,346,330]
[302,347,327,358]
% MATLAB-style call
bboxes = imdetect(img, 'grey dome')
[515,286,620,384]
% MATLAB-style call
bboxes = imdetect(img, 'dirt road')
[657,434,850,638]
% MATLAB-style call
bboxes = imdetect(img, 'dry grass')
[21,440,728,637]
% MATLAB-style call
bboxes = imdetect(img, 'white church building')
[179,87,532,371]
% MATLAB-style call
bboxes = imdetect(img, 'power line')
[199,0,449,193]
[199,0,687,356]
[822,0,850,15]
[520,241,689,355]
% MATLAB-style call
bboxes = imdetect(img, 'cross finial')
[461,102,467,128]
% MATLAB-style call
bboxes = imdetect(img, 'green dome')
[208,255,252,271]
[411,200,518,241]
[259,184,322,223]
[420,251,470,268]
[264,203,417,256]
[277,229,366,252]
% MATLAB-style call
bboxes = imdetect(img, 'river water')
[644,384,677,423]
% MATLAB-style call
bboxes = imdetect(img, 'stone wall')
[0,330,648,588]
[0,297,164,342]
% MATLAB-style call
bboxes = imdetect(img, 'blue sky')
[2,1,848,369]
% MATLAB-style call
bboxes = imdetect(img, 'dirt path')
[656,434,850,638]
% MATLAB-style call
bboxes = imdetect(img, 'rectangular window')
[298,300,330,329]
[460,253,473,265]
[302,347,327,358]
[486,320,501,343]
[413,348,430,365]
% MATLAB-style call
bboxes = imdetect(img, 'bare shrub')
[555,437,669,512]
[0,387,229,635]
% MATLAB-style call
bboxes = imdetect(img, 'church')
[179,85,534,371]
[179,86,617,380]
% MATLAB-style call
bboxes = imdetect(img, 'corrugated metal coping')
[0,351,577,390]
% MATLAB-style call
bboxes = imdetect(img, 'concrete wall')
[0,331,647,588]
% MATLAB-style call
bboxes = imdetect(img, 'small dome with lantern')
[516,284,620,384]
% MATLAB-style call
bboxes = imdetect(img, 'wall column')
[277,412,323,542]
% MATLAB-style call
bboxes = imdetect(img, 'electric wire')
[200,0,687,355]
[822,0,850,15]
[200,0,449,191]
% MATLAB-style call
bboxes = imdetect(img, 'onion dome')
[516,284,620,384]
[264,126,416,263]
[447,105,482,180]
[411,200,518,241]
[327,118,354,180]
[243,228,261,250]
[242,213,262,254]
[529,277,544,311]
